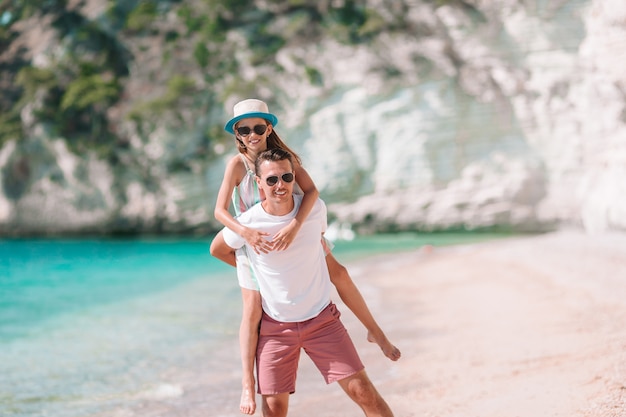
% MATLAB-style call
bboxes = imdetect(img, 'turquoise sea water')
[0,233,506,417]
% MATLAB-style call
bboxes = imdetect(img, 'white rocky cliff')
[275,0,626,233]
[0,0,624,235]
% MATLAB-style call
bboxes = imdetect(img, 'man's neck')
[261,195,295,216]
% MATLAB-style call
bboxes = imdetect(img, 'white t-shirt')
[222,195,332,322]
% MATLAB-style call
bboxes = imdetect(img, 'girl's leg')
[326,253,401,361]
[239,287,262,415]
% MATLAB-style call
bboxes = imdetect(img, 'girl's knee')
[242,302,262,322]
[241,289,262,322]
[326,255,349,280]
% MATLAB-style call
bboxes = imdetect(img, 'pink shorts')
[256,302,364,395]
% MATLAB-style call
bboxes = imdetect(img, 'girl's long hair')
[236,121,302,166]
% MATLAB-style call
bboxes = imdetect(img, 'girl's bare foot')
[240,383,256,415]
[368,331,401,361]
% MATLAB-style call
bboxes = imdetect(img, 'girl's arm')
[272,163,319,251]
[214,157,271,254]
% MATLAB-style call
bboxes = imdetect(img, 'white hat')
[224,99,279,134]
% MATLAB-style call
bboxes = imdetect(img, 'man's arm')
[210,230,237,267]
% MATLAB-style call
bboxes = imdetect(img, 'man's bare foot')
[240,384,256,415]
[368,331,401,361]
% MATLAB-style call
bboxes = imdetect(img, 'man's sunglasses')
[263,173,294,186]
[236,124,267,136]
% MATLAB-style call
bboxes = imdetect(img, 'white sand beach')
[118,230,626,417]
[283,230,626,417]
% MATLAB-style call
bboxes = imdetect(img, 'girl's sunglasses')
[236,124,267,137]
[263,173,294,186]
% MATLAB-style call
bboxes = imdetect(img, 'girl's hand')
[272,220,301,251]
[241,227,272,254]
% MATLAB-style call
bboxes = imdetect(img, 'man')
[210,148,394,417]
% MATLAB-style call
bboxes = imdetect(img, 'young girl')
[210,99,400,415]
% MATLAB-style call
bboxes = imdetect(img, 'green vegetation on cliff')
[0,0,426,160]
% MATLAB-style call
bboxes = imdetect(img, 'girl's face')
[234,117,272,154]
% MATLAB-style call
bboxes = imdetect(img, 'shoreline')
[85,230,626,417]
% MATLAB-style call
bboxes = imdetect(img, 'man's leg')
[301,303,394,416]
[261,392,289,417]
[257,314,301,417]
[337,370,394,417]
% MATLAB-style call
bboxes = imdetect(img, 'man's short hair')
[255,148,294,176]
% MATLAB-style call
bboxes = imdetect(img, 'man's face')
[256,159,295,204]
